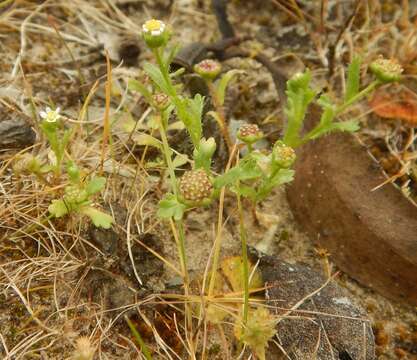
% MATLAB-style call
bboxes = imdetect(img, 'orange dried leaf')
[369,89,417,124]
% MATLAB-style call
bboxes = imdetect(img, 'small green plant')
[39,107,71,177]
[13,107,114,230]
[48,162,113,229]
[133,19,402,358]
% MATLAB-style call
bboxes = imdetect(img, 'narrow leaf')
[80,206,114,229]
[216,70,244,106]
[143,62,172,96]
[128,78,153,102]
[214,159,262,189]
[345,56,362,102]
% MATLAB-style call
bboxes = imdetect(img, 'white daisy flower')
[142,19,168,48]
[142,19,166,36]
[39,107,61,123]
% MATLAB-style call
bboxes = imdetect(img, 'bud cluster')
[369,56,403,83]
[272,141,296,168]
[237,124,264,145]
[178,169,213,206]
[194,59,222,81]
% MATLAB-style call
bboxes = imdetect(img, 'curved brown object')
[286,122,417,305]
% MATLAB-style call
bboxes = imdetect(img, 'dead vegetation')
[0,0,416,359]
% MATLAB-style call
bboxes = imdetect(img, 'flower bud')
[178,169,213,207]
[369,56,403,83]
[287,71,311,91]
[199,137,216,157]
[152,93,170,110]
[67,162,81,184]
[272,141,296,168]
[237,124,264,145]
[194,59,222,81]
[142,19,169,49]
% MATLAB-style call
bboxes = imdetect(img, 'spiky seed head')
[237,124,264,145]
[234,307,277,360]
[369,56,403,83]
[72,337,95,360]
[178,169,213,206]
[142,19,169,48]
[273,141,296,168]
[194,59,222,81]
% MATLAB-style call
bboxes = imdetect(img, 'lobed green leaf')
[345,56,362,103]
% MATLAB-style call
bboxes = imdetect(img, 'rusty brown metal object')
[286,108,417,305]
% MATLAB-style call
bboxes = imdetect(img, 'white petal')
[39,111,47,118]
[45,107,52,112]
[55,107,61,113]
[151,30,161,36]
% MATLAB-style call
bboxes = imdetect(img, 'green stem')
[207,81,232,152]
[152,48,194,349]
[237,182,249,326]
[247,143,254,153]
[158,113,178,196]
[125,316,153,360]
[335,80,380,115]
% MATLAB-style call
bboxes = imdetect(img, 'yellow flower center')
[145,19,162,32]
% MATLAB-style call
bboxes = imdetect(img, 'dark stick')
[212,0,235,39]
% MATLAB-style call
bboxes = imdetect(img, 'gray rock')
[0,118,36,150]
[248,248,376,360]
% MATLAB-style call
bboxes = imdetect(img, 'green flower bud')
[194,59,222,81]
[369,57,403,83]
[178,169,213,207]
[237,124,264,145]
[287,71,311,91]
[142,19,169,49]
[67,162,81,184]
[199,137,216,157]
[273,141,296,168]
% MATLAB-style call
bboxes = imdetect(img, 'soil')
[0,0,416,359]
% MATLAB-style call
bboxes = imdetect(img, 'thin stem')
[208,145,237,297]
[158,113,178,196]
[335,80,380,115]
[152,46,194,353]
[237,181,249,325]
[207,81,233,153]
[101,52,112,173]
[247,143,254,153]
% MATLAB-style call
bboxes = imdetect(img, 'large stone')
[249,248,376,360]
[0,117,36,150]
